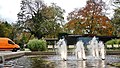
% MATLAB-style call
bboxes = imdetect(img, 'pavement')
[0,49,31,55]
[0,51,25,55]
[0,50,31,60]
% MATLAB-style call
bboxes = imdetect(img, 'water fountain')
[75,40,86,60]
[56,36,105,60]
[98,41,105,60]
[56,38,67,61]
[87,36,100,59]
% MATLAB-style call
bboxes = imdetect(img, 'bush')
[105,39,120,45]
[105,39,115,45]
[115,39,120,44]
[105,39,120,49]
[27,39,47,51]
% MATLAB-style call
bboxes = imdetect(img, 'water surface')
[5,55,120,68]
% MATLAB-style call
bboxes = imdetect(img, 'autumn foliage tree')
[65,0,114,36]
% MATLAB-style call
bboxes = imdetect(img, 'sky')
[0,0,21,23]
[0,0,112,23]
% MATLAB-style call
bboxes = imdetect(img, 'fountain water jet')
[86,36,106,60]
[75,40,86,60]
[56,36,105,60]
[87,36,99,59]
[56,38,67,61]
[98,41,105,60]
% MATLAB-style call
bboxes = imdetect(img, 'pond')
[4,55,120,68]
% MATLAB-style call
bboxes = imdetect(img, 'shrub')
[106,39,120,45]
[105,39,115,45]
[105,39,120,49]
[115,39,120,44]
[27,39,47,51]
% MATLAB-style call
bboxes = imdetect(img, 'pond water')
[4,55,120,68]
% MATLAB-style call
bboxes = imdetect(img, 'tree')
[66,0,114,36]
[17,0,46,39]
[0,21,12,37]
[111,0,120,36]
[42,3,65,38]
[17,0,65,39]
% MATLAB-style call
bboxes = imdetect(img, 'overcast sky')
[0,0,112,23]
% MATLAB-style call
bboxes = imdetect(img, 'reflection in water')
[0,56,4,68]
[77,61,86,68]
[5,55,120,68]
[86,60,105,68]
[100,60,105,68]
[55,60,105,68]
[58,61,67,68]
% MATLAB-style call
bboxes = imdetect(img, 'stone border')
[106,50,120,55]
[0,50,120,61]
